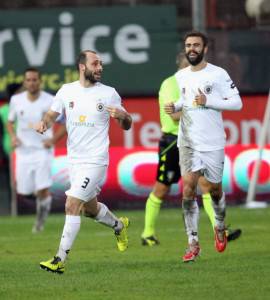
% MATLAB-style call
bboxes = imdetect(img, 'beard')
[84,68,100,83]
[185,49,204,66]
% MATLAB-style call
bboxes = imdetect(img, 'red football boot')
[214,226,227,252]
[182,241,201,262]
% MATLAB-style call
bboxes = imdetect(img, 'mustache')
[188,51,199,55]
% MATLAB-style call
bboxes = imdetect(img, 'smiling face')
[80,52,103,84]
[184,36,208,66]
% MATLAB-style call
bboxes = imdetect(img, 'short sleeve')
[51,88,65,114]
[8,97,16,122]
[218,69,239,99]
[110,89,125,110]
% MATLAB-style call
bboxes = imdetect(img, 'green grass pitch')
[0,207,270,300]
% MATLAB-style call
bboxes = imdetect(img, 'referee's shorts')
[156,133,181,185]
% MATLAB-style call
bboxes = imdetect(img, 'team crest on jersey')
[182,87,186,94]
[96,102,104,112]
[69,101,74,109]
[203,83,213,94]
[20,110,24,115]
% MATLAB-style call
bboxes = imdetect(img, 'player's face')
[24,71,41,94]
[184,36,207,66]
[83,53,103,83]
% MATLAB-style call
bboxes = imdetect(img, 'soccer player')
[165,31,243,262]
[7,68,66,232]
[36,50,132,274]
[141,53,242,246]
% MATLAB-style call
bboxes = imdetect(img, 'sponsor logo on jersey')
[79,115,87,122]
[20,110,24,115]
[96,102,104,112]
[69,101,74,109]
[69,116,94,127]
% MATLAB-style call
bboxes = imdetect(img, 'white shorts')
[66,164,107,202]
[16,155,53,195]
[179,146,224,183]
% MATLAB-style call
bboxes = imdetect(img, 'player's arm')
[6,120,21,148]
[205,94,242,111]
[195,89,243,111]
[196,69,243,111]
[7,99,21,148]
[43,123,66,148]
[164,98,183,115]
[169,111,182,121]
[106,106,132,130]
[35,109,60,134]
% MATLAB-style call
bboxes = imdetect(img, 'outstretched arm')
[106,106,132,130]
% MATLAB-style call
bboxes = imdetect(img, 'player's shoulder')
[159,74,178,92]
[161,74,176,86]
[10,91,27,103]
[96,82,117,94]
[59,81,79,91]
[175,66,190,78]
[207,63,228,75]
[40,90,54,100]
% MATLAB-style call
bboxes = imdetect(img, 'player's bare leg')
[84,198,129,252]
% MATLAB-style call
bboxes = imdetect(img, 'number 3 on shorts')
[81,177,90,189]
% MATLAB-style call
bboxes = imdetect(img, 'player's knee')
[37,188,50,199]
[210,190,222,203]
[65,199,81,215]
[183,185,196,199]
[83,208,96,218]
[153,182,170,199]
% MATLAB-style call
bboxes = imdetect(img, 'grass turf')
[0,207,270,300]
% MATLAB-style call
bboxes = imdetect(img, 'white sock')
[212,192,226,230]
[95,202,122,231]
[182,199,199,244]
[57,215,81,261]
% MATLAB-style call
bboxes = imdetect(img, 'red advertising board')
[47,145,270,211]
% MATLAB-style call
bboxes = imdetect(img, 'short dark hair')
[6,83,23,100]
[76,50,97,71]
[184,31,208,47]
[24,67,41,78]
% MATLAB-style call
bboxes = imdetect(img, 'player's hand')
[164,102,175,114]
[11,135,21,148]
[43,138,54,148]
[194,88,207,106]
[33,121,48,134]
[106,106,126,120]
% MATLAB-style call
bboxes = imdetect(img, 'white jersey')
[8,90,54,161]
[51,81,124,165]
[175,63,240,151]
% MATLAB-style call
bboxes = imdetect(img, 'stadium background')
[0,0,269,215]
